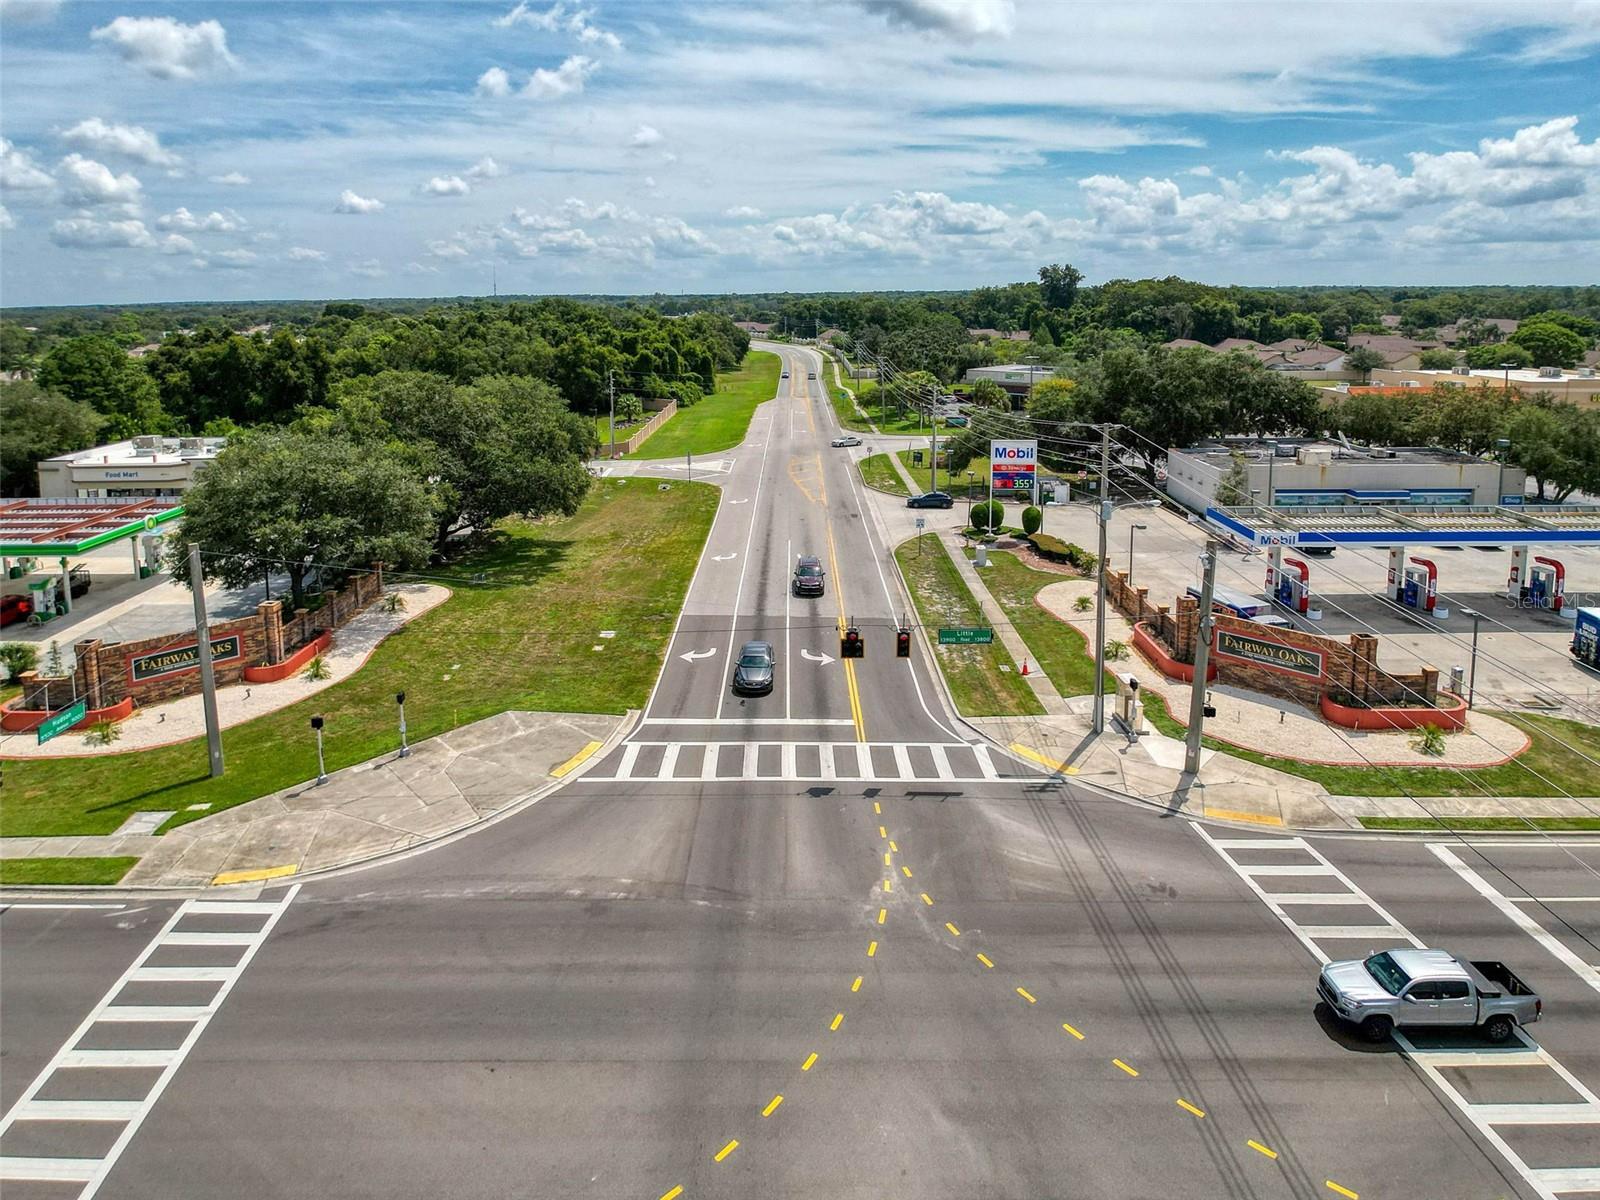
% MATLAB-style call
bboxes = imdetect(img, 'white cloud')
[0,138,53,191]
[287,246,328,261]
[61,118,180,168]
[494,2,622,51]
[90,16,236,81]
[0,205,14,230]
[525,54,597,99]
[724,205,763,219]
[156,207,245,232]
[465,156,507,179]
[1185,164,1214,177]
[0,0,64,24]
[855,0,1014,37]
[49,214,154,249]
[210,171,251,186]
[56,154,142,207]
[157,232,196,255]
[349,258,386,277]
[476,66,513,97]
[422,175,470,196]
[629,123,663,149]
[334,189,385,214]
[209,248,257,269]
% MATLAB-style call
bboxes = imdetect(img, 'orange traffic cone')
[1021,659,1030,676]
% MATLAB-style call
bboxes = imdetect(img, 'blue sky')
[2,0,1598,305]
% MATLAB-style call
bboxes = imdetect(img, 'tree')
[967,378,1010,411]
[1020,505,1042,535]
[1464,342,1532,370]
[1520,310,1598,340]
[1025,377,1079,427]
[1345,346,1387,382]
[35,336,167,438]
[1505,404,1576,501]
[166,428,437,610]
[1508,322,1586,369]
[0,642,38,682]
[1417,349,1458,370]
[615,393,644,424]
[1038,263,1084,312]
[1215,453,1253,506]
[0,382,106,495]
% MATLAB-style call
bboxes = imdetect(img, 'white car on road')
[831,435,863,448]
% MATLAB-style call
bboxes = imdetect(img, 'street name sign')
[37,698,87,745]
[938,627,994,645]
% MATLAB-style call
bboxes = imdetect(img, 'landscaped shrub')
[0,642,38,682]
[1021,505,1042,535]
[1104,639,1130,661]
[84,718,121,746]
[1073,595,1093,613]
[1027,534,1098,574]
[1412,723,1447,756]
[970,500,1004,533]
[302,653,332,682]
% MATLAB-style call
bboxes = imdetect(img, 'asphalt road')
[4,344,1599,1200]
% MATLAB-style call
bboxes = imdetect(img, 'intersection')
[3,345,1599,1199]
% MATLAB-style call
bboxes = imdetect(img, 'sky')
[1,0,1599,306]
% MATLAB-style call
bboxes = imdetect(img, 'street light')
[1128,523,1148,583]
[310,715,328,785]
[1093,498,1164,735]
[1501,361,1517,391]
[396,691,410,758]
[1460,607,1483,709]
[966,469,977,525]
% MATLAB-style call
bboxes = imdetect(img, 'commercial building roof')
[1175,439,1481,467]
[0,498,185,556]
[44,435,227,470]
[1206,502,1600,549]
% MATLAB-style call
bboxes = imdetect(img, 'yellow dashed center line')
[878,825,887,839]
[901,866,912,878]
[1248,1140,1278,1160]
[920,893,934,906]
[802,1052,818,1072]
[944,922,961,936]
[877,908,887,925]
[714,1139,739,1163]
[851,975,862,992]
[867,940,877,957]
[882,878,892,892]
[1016,987,1037,1004]
[1177,1098,1206,1119]
[1326,1183,1358,1200]
[1113,1058,1139,1077]
[762,1095,784,1118]
[977,953,994,969]
[830,1012,844,1031]
[884,852,892,866]
[1062,1022,1085,1040]
[660,1187,683,1200]
[889,840,898,852]
[873,801,881,815]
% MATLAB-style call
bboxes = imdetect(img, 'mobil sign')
[990,439,1038,492]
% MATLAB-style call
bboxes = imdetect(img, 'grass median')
[969,550,1114,698]
[0,857,139,886]
[1,477,719,838]
[894,535,1042,718]
[858,453,910,496]
[1140,690,1599,799]
[625,350,780,459]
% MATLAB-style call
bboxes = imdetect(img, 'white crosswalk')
[0,887,299,1198]
[1196,828,1600,1200]
[579,740,1027,783]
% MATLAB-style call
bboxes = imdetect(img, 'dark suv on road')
[793,555,825,597]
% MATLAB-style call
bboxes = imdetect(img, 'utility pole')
[188,543,224,778]
[607,368,616,460]
[1184,542,1219,776]
[930,413,939,495]
[1091,425,1112,734]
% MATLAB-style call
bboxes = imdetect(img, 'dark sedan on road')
[792,555,825,597]
[907,492,955,509]
[731,640,776,695]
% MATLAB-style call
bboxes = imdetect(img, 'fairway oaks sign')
[1213,628,1325,680]
[990,439,1037,493]
[128,635,243,684]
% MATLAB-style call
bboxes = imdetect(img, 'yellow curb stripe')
[1202,805,1285,827]
[1326,1184,1358,1200]
[1113,1058,1139,1077]
[211,864,297,886]
[1008,742,1079,775]
[550,740,604,778]
[714,1139,738,1163]
[1177,1098,1206,1118]
[1248,1140,1278,1160]
[762,1094,783,1118]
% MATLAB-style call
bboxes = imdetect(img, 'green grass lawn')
[625,351,780,459]
[858,453,910,496]
[894,535,1042,719]
[1140,691,1600,799]
[828,366,934,437]
[1358,816,1600,832]
[970,550,1115,698]
[0,857,139,886]
[594,413,649,451]
[1,478,719,838]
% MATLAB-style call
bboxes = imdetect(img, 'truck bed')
[1469,960,1535,998]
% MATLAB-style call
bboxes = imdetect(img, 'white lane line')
[96,1005,214,1022]
[1506,896,1600,903]
[785,536,793,720]
[1412,1049,1548,1068]
[127,966,234,983]
[973,745,999,781]
[640,718,857,726]
[1469,1102,1600,1125]
[660,743,680,779]
[930,744,952,780]
[700,744,720,781]
[161,932,260,947]
[782,743,796,779]
[0,903,127,911]
[819,742,835,781]
[1240,865,1338,877]
[0,887,299,1200]
[1210,838,1310,850]
[1265,893,1374,906]
[742,742,757,780]
[1528,1167,1600,1192]
[1428,843,1600,997]
[616,743,641,780]
[1296,925,1408,940]
[892,744,912,780]
[10,1101,146,1122]
[717,387,779,719]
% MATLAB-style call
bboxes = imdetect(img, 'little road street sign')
[938,627,994,645]
[37,698,87,745]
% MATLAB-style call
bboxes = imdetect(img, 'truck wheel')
[1483,1015,1514,1044]
[1359,1015,1393,1044]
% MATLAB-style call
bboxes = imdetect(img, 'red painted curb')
[242,630,332,683]
[0,694,135,734]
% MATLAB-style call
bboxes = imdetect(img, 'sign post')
[36,698,87,746]
[188,542,225,779]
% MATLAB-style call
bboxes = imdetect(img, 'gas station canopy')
[0,498,185,557]
[1206,503,1600,550]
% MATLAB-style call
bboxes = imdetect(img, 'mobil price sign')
[990,439,1038,492]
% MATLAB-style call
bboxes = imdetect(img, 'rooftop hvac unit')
[1538,366,1562,378]
[131,435,160,450]
[179,437,202,451]
[1452,365,1473,375]
[1399,380,1422,388]
[1296,447,1333,466]
[1579,368,1597,378]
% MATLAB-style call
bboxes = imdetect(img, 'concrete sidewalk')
[2,709,628,886]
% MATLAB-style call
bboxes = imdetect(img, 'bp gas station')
[0,498,182,627]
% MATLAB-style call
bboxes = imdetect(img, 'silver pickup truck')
[1318,948,1542,1044]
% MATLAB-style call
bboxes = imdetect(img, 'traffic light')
[896,628,911,657]
[841,626,863,658]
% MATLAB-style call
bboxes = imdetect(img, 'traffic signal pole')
[1184,542,1219,776]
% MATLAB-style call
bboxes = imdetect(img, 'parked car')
[731,640,776,695]
[792,555,825,597]
[831,435,862,448]
[0,593,32,628]
[1318,948,1541,1043]
[907,492,955,510]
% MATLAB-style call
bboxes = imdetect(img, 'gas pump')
[1389,549,1446,618]
[1507,547,1567,616]
[1266,545,1321,620]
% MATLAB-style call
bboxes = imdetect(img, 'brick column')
[257,599,285,665]
[1420,665,1439,705]
[74,639,104,709]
